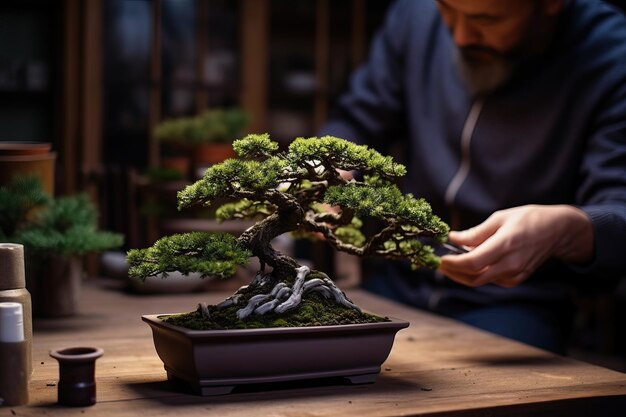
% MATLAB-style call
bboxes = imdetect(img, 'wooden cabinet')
[241,0,392,145]
[0,1,58,144]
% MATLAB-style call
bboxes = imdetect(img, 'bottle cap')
[0,243,26,290]
[0,302,24,343]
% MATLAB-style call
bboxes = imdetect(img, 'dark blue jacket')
[321,0,626,309]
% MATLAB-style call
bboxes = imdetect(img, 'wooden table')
[9,280,626,416]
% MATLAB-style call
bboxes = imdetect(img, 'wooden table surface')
[6,280,626,416]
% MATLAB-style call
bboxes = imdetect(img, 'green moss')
[163,293,389,330]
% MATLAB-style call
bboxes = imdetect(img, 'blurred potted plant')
[154,108,249,178]
[153,118,195,179]
[190,108,249,168]
[0,176,124,317]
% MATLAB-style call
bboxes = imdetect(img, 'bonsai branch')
[303,216,365,257]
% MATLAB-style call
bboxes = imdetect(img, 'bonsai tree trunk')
[210,205,359,319]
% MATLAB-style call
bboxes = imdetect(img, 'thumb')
[449,216,501,247]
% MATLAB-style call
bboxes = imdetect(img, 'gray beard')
[453,47,517,97]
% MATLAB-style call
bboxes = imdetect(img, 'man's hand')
[438,205,594,288]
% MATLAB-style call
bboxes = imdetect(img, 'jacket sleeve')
[576,76,626,275]
[319,0,410,149]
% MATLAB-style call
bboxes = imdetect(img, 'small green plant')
[128,135,448,329]
[153,108,249,145]
[144,166,185,182]
[0,176,123,256]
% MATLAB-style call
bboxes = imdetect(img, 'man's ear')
[543,0,565,16]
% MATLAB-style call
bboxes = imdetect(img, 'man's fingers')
[441,243,544,287]
[470,258,532,287]
[440,231,510,274]
[448,213,502,247]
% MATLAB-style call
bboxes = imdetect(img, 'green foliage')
[0,176,123,256]
[128,232,250,280]
[335,217,366,247]
[215,199,274,221]
[324,183,448,236]
[154,108,249,145]
[17,194,123,256]
[323,173,448,269]
[178,157,291,209]
[288,136,407,179]
[380,238,440,269]
[153,117,203,143]
[233,133,280,159]
[0,176,50,239]
[144,166,184,182]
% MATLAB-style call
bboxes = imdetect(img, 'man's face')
[436,0,562,95]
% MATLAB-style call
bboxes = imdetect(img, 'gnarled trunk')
[238,206,303,281]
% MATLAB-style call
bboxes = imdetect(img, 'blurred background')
[0,0,391,246]
[0,0,625,371]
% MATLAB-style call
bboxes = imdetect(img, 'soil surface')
[163,293,389,330]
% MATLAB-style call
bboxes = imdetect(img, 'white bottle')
[0,302,29,406]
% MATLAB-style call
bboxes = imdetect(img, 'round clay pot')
[0,142,55,195]
[160,155,191,179]
[0,142,51,156]
[49,346,104,407]
[193,143,236,166]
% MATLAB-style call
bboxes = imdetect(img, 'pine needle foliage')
[0,176,123,256]
[127,232,250,280]
[154,108,248,145]
[287,136,407,180]
[324,183,440,233]
[233,133,279,159]
[129,134,450,283]
[0,176,50,239]
[215,199,274,221]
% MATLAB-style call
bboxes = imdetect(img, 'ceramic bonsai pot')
[142,314,409,396]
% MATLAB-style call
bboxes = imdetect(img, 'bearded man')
[321,0,626,354]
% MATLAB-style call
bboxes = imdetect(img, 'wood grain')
[5,281,625,416]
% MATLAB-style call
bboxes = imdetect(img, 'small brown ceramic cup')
[49,346,103,407]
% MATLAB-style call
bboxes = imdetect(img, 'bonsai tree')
[0,176,123,256]
[128,134,449,327]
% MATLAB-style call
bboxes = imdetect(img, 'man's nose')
[453,18,482,47]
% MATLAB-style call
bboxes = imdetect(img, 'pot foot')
[199,385,236,396]
[344,373,378,385]
[167,372,236,396]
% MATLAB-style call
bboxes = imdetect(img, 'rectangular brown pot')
[142,314,409,396]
